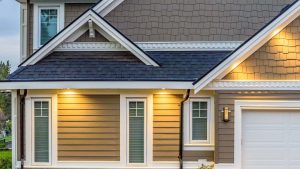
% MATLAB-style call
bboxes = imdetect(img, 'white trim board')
[204,80,300,90]
[194,1,300,93]
[234,100,300,169]
[21,10,159,67]
[56,41,242,52]
[0,81,193,90]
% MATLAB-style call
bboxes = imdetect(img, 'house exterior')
[2,0,300,168]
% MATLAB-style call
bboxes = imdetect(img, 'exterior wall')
[57,94,120,161]
[225,17,300,80]
[28,3,94,55]
[153,94,214,162]
[215,91,300,163]
[105,0,292,42]
[75,31,109,42]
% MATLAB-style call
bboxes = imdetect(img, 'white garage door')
[242,110,300,169]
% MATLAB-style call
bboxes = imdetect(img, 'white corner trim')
[22,11,159,67]
[194,1,300,93]
[0,81,193,90]
[234,100,300,169]
[55,41,242,52]
[11,90,18,169]
[214,163,235,169]
[204,80,300,90]
[93,0,124,16]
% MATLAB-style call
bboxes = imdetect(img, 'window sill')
[184,144,215,151]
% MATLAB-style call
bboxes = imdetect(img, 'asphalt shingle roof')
[8,51,230,82]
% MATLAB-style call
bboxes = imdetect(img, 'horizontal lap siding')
[153,94,182,161]
[216,91,300,163]
[57,94,120,161]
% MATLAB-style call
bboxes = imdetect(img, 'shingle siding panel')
[105,0,293,41]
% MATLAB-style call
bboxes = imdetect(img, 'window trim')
[33,3,64,50]
[31,98,52,166]
[126,98,147,165]
[184,97,214,150]
[189,98,211,144]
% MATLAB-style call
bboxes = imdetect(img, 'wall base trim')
[214,163,235,169]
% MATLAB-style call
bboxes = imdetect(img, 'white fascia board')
[0,81,193,90]
[93,0,124,16]
[194,1,300,93]
[204,80,300,90]
[21,10,159,67]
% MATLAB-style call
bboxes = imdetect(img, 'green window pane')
[137,109,144,117]
[200,110,207,118]
[192,118,207,140]
[40,9,58,45]
[35,102,49,163]
[192,102,200,109]
[137,102,144,109]
[34,102,41,109]
[129,109,136,116]
[34,108,42,116]
[200,102,207,109]
[129,102,136,109]
[192,110,199,118]
[129,116,144,163]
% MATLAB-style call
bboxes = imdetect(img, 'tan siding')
[225,17,300,80]
[153,94,213,162]
[75,30,109,42]
[57,94,120,161]
[215,91,300,163]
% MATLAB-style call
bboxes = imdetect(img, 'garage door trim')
[234,100,300,169]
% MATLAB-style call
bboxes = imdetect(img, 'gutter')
[179,89,190,169]
[20,89,27,169]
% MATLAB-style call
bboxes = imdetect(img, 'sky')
[0,0,20,71]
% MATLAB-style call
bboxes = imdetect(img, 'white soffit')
[56,41,243,51]
[193,1,300,93]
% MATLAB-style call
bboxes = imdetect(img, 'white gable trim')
[56,41,242,51]
[204,80,300,90]
[20,10,159,67]
[93,0,124,16]
[194,1,300,93]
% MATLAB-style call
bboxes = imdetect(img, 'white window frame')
[184,96,214,151]
[189,98,211,144]
[126,98,147,165]
[31,98,52,166]
[33,3,64,50]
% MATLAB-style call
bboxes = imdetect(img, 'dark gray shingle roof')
[8,51,230,81]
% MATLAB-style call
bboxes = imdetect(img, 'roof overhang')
[0,81,193,90]
[193,0,300,93]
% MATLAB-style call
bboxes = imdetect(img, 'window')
[33,4,64,49]
[39,8,59,45]
[188,98,213,145]
[127,99,146,164]
[32,99,51,164]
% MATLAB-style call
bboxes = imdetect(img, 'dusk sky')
[0,0,20,71]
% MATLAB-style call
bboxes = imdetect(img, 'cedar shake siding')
[225,17,300,80]
[57,94,120,161]
[105,0,292,42]
[153,94,213,161]
[215,91,300,163]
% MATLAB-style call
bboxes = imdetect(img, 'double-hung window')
[127,99,146,164]
[34,4,64,49]
[188,98,213,145]
[32,99,51,164]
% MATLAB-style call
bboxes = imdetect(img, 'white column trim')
[11,90,18,169]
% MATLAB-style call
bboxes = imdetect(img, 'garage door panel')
[242,110,300,169]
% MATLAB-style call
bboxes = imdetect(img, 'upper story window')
[33,4,64,49]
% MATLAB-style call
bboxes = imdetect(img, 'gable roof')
[8,51,230,82]
[193,0,300,93]
[20,2,159,67]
